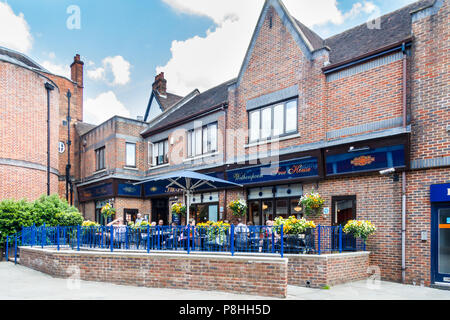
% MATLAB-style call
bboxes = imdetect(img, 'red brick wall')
[0,62,60,200]
[20,247,288,298]
[287,252,370,288]
[410,0,449,163]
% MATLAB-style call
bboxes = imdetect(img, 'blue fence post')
[110,225,114,252]
[147,225,150,253]
[157,226,161,251]
[77,225,81,251]
[57,226,60,251]
[41,223,45,248]
[363,240,366,251]
[280,224,284,258]
[187,225,191,254]
[230,224,235,256]
[318,225,321,255]
[271,227,275,254]
[5,236,9,262]
[32,224,36,247]
[14,236,18,264]
[125,226,129,250]
[339,226,343,253]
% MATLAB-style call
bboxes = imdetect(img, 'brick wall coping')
[283,251,370,259]
[20,247,288,264]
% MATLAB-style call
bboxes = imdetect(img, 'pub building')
[72,0,449,287]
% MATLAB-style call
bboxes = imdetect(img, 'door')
[123,209,138,225]
[432,205,450,284]
[332,196,356,227]
[332,196,357,251]
[152,198,169,225]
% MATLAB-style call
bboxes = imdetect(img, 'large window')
[95,147,105,171]
[151,139,169,166]
[187,122,218,158]
[248,99,298,143]
[125,143,136,167]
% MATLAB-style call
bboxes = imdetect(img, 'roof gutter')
[142,102,228,138]
[323,37,413,74]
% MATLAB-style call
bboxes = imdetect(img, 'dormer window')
[187,122,218,158]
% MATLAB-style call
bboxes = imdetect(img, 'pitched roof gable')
[236,0,320,86]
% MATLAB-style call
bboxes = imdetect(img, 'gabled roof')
[0,46,48,72]
[143,90,183,122]
[155,91,184,111]
[142,79,236,136]
[75,122,97,136]
[322,0,435,65]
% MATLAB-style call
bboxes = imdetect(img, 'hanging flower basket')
[171,202,186,217]
[299,191,324,217]
[101,203,116,219]
[343,220,376,241]
[228,199,247,217]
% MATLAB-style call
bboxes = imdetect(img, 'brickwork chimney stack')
[152,72,167,97]
[70,54,84,87]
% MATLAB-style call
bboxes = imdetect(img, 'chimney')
[152,72,167,97]
[70,54,84,87]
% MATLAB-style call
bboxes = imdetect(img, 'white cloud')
[84,91,131,125]
[159,0,378,95]
[41,60,71,79]
[0,2,33,53]
[86,56,131,86]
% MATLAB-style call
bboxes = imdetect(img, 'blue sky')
[0,0,416,124]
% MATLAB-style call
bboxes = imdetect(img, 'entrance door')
[123,209,138,225]
[332,196,357,251]
[332,196,356,227]
[152,198,169,224]
[433,205,450,284]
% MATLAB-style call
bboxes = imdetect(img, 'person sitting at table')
[107,217,127,249]
[135,213,144,225]
[158,219,164,226]
[235,218,249,251]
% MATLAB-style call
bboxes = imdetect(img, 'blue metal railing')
[8,224,366,258]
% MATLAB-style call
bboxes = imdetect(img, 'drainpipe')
[45,83,55,195]
[401,43,407,283]
[222,105,228,221]
[66,90,72,204]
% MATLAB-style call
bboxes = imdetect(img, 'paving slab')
[1,262,450,300]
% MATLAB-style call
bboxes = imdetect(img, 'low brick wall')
[20,247,288,298]
[286,252,370,288]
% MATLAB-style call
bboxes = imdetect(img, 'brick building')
[1,0,448,288]
[0,47,84,202]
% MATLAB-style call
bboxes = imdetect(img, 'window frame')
[248,98,298,143]
[125,142,136,168]
[153,139,169,166]
[95,146,105,171]
[186,122,218,158]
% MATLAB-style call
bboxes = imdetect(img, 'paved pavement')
[1,262,449,300]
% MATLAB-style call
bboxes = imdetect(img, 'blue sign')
[326,145,406,176]
[430,184,450,203]
[118,183,142,197]
[227,157,319,185]
[79,183,113,201]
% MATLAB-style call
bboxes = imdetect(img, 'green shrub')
[0,195,83,245]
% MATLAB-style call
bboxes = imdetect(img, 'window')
[187,123,218,158]
[125,143,136,167]
[95,147,105,171]
[248,98,298,142]
[151,140,169,166]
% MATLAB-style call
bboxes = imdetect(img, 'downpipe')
[401,43,407,283]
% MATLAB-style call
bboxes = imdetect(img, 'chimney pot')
[70,53,84,87]
[152,72,167,97]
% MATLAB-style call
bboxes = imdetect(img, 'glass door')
[436,207,450,283]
